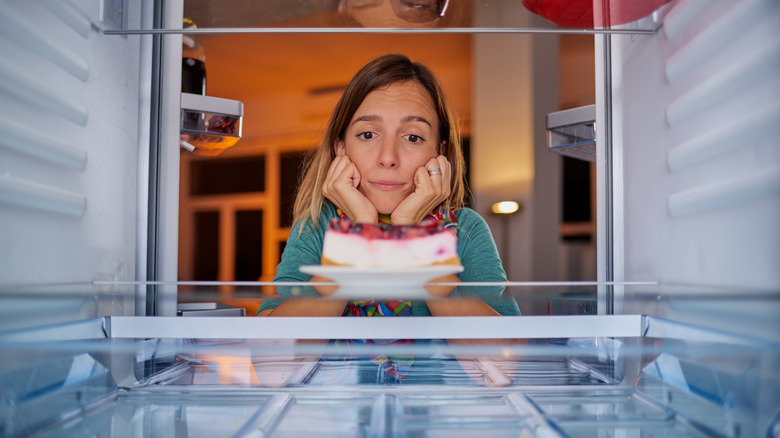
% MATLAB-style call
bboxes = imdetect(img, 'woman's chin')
[371,201,402,217]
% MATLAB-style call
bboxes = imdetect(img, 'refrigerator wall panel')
[0,1,150,307]
[612,0,780,290]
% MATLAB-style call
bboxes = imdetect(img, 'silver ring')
[428,167,442,175]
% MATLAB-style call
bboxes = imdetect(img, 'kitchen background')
[177,1,598,316]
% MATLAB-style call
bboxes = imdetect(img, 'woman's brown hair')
[292,53,466,232]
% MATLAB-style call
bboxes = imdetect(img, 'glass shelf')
[101,0,664,35]
[2,329,777,437]
[1,283,778,437]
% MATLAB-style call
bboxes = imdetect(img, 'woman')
[258,53,520,318]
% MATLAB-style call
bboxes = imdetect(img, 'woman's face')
[337,81,440,215]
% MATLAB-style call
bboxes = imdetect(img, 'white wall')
[470,2,562,316]
[471,18,561,282]
[472,33,536,283]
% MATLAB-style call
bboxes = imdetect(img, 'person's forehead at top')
[350,82,437,121]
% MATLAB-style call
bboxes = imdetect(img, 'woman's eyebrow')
[401,115,432,127]
[351,114,432,127]
[351,115,381,125]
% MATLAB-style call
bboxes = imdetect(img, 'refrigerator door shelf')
[180,92,244,156]
[547,104,596,162]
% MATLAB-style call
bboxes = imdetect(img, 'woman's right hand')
[322,145,378,223]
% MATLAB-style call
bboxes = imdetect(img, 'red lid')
[522,0,673,28]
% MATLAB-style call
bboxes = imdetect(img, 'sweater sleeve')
[256,202,338,313]
[451,208,521,316]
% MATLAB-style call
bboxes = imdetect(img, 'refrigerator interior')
[1,284,779,437]
[1,0,779,437]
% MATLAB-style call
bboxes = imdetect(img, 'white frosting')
[322,230,458,268]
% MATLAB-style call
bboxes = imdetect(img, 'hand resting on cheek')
[391,154,452,225]
[321,144,378,224]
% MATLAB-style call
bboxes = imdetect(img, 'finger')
[436,155,449,176]
[435,155,448,176]
[327,154,354,187]
[347,162,361,188]
[415,166,433,191]
[419,167,437,207]
[425,157,447,195]
[424,157,441,174]
[325,142,347,183]
[425,160,444,190]
[437,155,452,196]
[325,154,344,182]
[429,155,449,195]
[323,163,339,197]
[323,157,353,200]
[328,160,361,197]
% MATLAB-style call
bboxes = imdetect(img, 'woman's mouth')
[369,181,405,191]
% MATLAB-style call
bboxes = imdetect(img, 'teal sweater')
[258,200,521,316]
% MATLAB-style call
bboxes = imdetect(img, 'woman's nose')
[377,138,399,168]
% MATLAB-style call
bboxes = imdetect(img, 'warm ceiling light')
[491,201,520,215]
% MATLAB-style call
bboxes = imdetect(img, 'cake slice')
[321,219,460,269]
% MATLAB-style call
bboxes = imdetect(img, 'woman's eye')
[406,134,424,143]
[357,132,375,140]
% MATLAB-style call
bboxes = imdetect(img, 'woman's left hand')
[391,155,451,225]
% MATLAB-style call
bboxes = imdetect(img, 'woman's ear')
[335,140,345,157]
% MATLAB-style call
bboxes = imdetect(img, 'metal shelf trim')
[107,315,644,340]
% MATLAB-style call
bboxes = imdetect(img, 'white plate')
[299,265,464,300]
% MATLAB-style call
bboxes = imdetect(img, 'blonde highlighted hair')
[292,53,466,232]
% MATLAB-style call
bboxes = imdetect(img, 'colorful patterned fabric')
[343,299,412,317]
[332,205,459,379]
[420,205,458,232]
[341,296,413,379]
